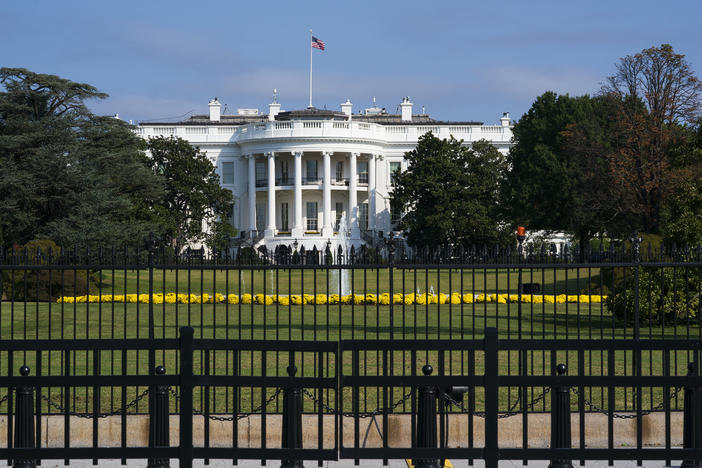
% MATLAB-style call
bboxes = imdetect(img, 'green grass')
[1,265,699,415]
[93,265,604,297]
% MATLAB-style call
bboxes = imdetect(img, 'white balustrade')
[140,120,510,146]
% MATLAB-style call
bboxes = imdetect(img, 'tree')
[146,136,235,253]
[502,92,619,246]
[391,134,509,248]
[0,68,164,248]
[603,44,702,234]
[660,118,702,246]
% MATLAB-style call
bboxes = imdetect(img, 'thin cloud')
[480,66,601,100]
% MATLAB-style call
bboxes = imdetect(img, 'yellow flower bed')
[57,293,607,305]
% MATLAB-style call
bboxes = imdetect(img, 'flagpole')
[309,29,313,108]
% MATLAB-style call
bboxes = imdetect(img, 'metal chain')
[0,393,9,405]
[41,388,150,419]
[571,387,683,419]
[443,387,551,419]
[168,387,282,421]
[303,388,414,418]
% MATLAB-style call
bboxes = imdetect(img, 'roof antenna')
[223,103,230,114]
[273,88,278,103]
[422,105,425,114]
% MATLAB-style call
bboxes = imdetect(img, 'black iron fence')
[1,238,702,419]
[3,327,702,466]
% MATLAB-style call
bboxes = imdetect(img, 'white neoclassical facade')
[137,96,513,253]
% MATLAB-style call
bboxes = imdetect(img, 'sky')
[2,1,701,125]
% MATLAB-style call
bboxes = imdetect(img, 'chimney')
[209,97,221,122]
[400,96,413,122]
[341,99,353,118]
[268,102,281,121]
[500,112,511,127]
[268,89,281,121]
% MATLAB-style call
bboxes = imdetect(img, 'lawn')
[0,265,698,416]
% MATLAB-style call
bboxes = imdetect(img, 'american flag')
[311,36,325,51]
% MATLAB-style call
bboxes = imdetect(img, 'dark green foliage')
[0,240,99,301]
[146,136,235,253]
[0,68,164,249]
[502,92,620,245]
[607,266,702,324]
[661,177,702,247]
[391,134,510,248]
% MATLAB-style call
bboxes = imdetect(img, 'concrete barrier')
[0,412,684,448]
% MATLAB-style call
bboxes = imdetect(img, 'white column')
[321,151,333,237]
[265,152,276,237]
[247,154,256,233]
[292,151,303,237]
[349,152,359,238]
[368,154,377,231]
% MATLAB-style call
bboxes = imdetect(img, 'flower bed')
[56,292,606,305]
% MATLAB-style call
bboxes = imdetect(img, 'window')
[280,160,289,185]
[222,162,234,184]
[391,203,402,226]
[255,161,266,186]
[358,161,368,184]
[335,161,344,182]
[390,161,401,185]
[335,202,344,231]
[306,202,318,231]
[281,202,289,231]
[359,203,368,231]
[306,160,318,182]
[256,203,266,232]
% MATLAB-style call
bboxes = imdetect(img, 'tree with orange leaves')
[602,44,702,234]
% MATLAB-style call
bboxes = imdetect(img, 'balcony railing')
[332,178,349,186]
[140,120,513,145]
[256,176,369,188]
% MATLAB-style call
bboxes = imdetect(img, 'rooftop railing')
[139,120,513,144]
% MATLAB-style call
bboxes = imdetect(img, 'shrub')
[606,266,702,324]
[1,239,100,301]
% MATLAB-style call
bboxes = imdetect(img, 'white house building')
[136,96,513,254]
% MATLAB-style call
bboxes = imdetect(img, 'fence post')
[484,328,498,468]
[387,232,395,339]
[548,364,572,468]
[683,362,702,468]
[281,364,303,468]
[148,365,170,468]
[413,364,438,468]
[179,327,194,468]
[13,365,36,468]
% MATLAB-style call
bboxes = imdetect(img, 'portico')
[244,150,379,243]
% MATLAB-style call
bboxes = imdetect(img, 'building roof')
[275,107,347,120]
[352,114,483,125]
[140,108,484,127]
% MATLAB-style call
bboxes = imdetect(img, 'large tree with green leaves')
[146,136,235,253]
[502,92,621,246]
[391,134,510,248]
[0,67,164,248]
